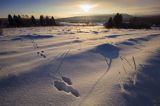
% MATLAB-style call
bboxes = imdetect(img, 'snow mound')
[91,44,120,59]
[120,41,135,46]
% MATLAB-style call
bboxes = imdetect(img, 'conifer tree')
[8,14,14,27]
[13,15,19,27]
[107,17,113,28]
[46,16,50,26]
[51,16,56,26]
[40,15,45,26]
[17,15,22,27]
[31,15,37,26]
[113,13,123,28]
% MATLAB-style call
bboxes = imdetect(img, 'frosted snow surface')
[0,26,160,106]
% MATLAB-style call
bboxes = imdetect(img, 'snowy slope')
[0,26,160,106]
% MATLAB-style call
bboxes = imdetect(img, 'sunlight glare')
[80,4,93,12]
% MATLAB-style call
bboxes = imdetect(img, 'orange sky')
[0,0,160,18]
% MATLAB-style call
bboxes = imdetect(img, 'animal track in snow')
[31,39,39,49]
[54,80,80,97]
[62,76,72,85]
[30,39,46,58]
[37,51,46,58]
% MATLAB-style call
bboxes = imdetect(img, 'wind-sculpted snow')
[120,41,135,46]
[0,26,160,106]
[12,34,54,41]
[122,50,160,106]
[0,51,17,56]
[105,34,121,38]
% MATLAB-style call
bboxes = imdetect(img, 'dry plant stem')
[118,71,125,92]
[120,56,134,69]
[132,56,137,71]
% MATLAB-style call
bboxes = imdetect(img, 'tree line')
[8,14,57,27]
[1,13,156,29]
[104,13,151,29]
[104,13,123,28]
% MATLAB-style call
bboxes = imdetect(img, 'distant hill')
[1,14,160,27]
[57,14,133,23]
[137,15,160,25]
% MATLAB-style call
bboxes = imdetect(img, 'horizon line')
[0,13,160,19]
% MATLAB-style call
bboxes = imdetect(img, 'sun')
[80,4,93,12]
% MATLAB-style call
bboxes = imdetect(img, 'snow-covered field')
[0,26,160,106]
